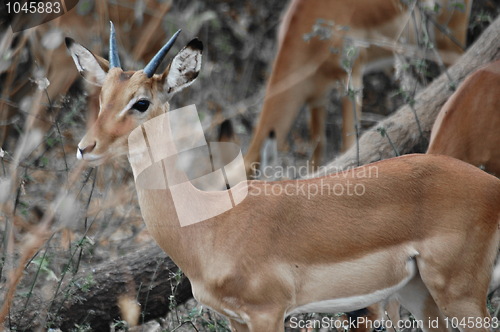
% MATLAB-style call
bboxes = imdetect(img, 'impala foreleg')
[395,274,449,332]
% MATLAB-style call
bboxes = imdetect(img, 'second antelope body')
[244,0,472,174]
[67,25,500,332]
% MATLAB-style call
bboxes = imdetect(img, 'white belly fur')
[288,255,418,315]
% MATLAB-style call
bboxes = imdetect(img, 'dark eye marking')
[132,99,150,113]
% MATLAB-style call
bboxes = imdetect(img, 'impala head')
[66,22,203,163]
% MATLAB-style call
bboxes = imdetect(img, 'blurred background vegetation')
[0,0,499,331]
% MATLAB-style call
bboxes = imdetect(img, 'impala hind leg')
[418,272,493,331]
[244,97,303,176]
[384,297,401,332]
[309,103,326,170]
[418,284,493,332]
[417,238,498,331]
[340,66,363,152]
[395,274,449,332]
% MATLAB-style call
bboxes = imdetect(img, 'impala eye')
[132,99,150,112]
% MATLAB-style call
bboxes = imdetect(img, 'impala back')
[427,59,500,176]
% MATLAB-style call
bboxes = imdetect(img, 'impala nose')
[77,141,97,160]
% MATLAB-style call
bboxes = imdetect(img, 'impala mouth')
[76,150,105,163]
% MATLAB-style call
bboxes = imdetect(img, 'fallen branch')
[8,244,192,331]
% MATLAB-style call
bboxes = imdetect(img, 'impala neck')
[127,105,231,279]
[135,185,204,275]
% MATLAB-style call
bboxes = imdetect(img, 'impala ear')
[65,37,109,86]
[161,38,203,98]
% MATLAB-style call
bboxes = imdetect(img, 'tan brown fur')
[139,154,499,332]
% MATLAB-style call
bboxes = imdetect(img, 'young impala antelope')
[244,0,472,174]
[67,25,500,332]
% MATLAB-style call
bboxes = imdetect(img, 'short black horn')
[109,21,121,68]
[143,29,181,78]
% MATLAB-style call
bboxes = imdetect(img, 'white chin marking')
[79,153,104,162]
[76,149,83,160]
